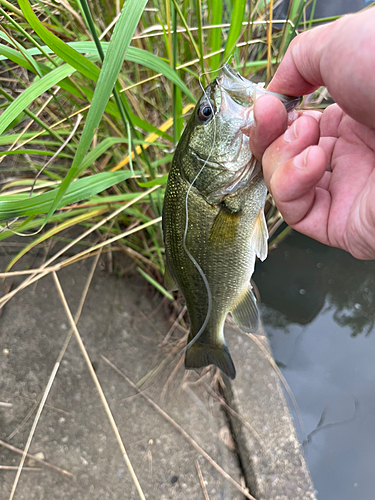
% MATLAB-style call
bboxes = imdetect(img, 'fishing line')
[178,67,221,356]
[176,59,237,359]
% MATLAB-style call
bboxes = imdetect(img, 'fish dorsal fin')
[209,208,240,246]
[250,209,268,261]
[164,266,178,291]
[231,285,259,333]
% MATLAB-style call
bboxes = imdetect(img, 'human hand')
[249,9,375,260]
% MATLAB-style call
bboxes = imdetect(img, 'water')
[255,2,375,497]
[276,0,371,20]
[254,231,375,500]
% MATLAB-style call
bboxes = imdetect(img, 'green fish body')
[162,64,300,379]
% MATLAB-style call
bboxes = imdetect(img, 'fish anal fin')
[250,209,268,261]
[164,266,178,291]
[185,342,236,379]
[209,208,240,246]
[231,286,259,333]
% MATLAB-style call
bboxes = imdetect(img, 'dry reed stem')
[0,439,72,477]
[0,265,61,277]
[0,186,160,308]
[135,19,297,40]
[0,389,69,415]
[160,355,185,401]
[101,356,257,500]
[195,459,210,500]
[7,252,102,498]
[159,305,187,347]
[203,382,266,451]
[52,272,146,500]
[8,362,61,500]
[7,252,101,441]
[59,217,162,268]
[0,466,42,471]
[266,0,274,82]
[7,398,40,441]
[9,36,272,155]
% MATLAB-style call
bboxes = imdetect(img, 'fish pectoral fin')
[250,209,268,261]
[164,266,178,291]
[209,208,240,246]
[231,286,259,333]
[185,342,236,379]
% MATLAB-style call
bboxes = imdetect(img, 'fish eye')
[198,104,213,122]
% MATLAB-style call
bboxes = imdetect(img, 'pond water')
[254,230,375,500]
[254,2,374,497]
[277,0,371,20]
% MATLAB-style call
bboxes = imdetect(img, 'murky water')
[255,2,374,496]
[277,0,371,20]
[254,230,375,500]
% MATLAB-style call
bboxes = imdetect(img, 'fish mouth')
[217,63,302,112]
[217,64,258,106]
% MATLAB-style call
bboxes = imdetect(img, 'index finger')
[267,24,328,96]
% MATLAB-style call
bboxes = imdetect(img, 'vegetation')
[0,2,358,498]
[0,0,341,299]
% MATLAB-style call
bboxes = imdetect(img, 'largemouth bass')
[162,64,300,379]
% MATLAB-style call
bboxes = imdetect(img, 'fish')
[162,63,301,379]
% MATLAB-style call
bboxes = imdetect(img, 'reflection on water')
[254,230,375,500]
[255,229,375,336]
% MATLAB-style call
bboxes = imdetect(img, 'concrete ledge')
[224,323,317,500]
[0,249,316,499]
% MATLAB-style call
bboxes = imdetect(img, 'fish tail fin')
[185,341,236,379]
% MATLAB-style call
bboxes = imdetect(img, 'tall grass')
[0,0,334,291]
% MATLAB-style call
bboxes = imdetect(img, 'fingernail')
[284,120,298,142]
[293,147,311,169]
[302,110,322,121]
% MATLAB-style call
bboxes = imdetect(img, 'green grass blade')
[125,48,196,103]
[43,0,148,226]
[0,0,23,17]
[0,63,74,136]
[171,0,201,60]
[0,171,137,222]
[279,0,307,56]
[137,175,168,188]
[4,208,106,270]
[196,0,205,77]
[208,0,223,70]
[0,86,73,150]
[222,0,246,63]
[76,137,128,175]
[18,0,100,81]
[308,0,317,29]
[0,149,72,159]
[137,267,173,301]
[0,41,195,103]
[0,42,89,100]
[0,42,35,71]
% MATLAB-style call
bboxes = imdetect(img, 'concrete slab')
[224,324,317,500]
[0,258,243,500]
[0,246,317,499]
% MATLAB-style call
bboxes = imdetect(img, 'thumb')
[248,94,288,161]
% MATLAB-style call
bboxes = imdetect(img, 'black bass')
[162,64,300,379]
